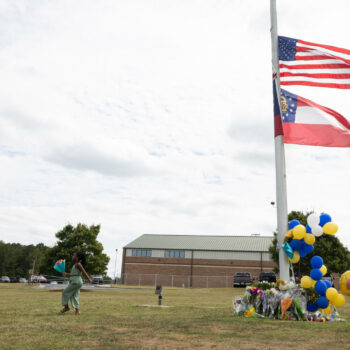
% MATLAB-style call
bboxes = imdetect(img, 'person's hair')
[76,252,86,267]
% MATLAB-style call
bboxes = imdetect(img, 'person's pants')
[62,282,82,309]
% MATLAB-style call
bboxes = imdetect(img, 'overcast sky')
[1,0,350,277]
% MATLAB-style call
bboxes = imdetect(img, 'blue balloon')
[290,239,302,250]
[323,280,332,289]
[319,213,332,227]
[311,256,323,269]
[310,269,323,281]
[306,224,312,233]
[299,249,307,258]
[307,303,318,312]
[298,242,313,258]
[289,220,300,230]
[315,281,327,296]
[299,242,308,251]
[303,244,314,254]
[316,296,329,309]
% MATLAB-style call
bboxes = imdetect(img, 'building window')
[132,249,152,257]
[165,250,185,258]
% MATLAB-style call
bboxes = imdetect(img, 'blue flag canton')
[280,89,297,123]
[278,36,297,61]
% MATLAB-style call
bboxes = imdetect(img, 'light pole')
[113,249,118,285]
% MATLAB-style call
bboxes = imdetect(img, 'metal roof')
[124,234,274,252]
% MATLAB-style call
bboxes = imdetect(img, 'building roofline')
[123,234,274,249]
[133,233,273,238]
[123,247,269,253]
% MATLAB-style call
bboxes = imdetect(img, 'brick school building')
[121,234,275,288]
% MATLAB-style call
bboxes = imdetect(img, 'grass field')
[0,286,349,350]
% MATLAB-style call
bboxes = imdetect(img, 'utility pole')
[113,249,118,285]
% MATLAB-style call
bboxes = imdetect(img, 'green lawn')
[0,286,349,350]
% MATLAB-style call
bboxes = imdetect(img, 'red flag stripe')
[295,55,339,61]
[283,123,350,147]
[280,72,350,79]
[280,81,350,89]
[298,39,350,56]
[280,63,350,70]
[296,47,313,53]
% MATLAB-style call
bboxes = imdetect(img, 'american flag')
[278,36,350,89]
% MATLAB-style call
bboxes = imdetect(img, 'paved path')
[0,284,154,290]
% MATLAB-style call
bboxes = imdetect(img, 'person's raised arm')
[75,263,92,284]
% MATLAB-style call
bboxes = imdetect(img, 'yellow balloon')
[320,265,327,276]
[323,222,338,235]
[333,293,346,307]
[339,271,350,296]
[304,233,315,245]
[312,280,316,287]
[293,225,306,240]
[301,276,313,289]
[286,230,293,238]
[326,287,338,302]
[322,306,331,314]
[289,251,300,264]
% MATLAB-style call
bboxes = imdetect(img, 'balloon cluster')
[301,256,346,312]
[284,213,338,264]
[306,213,338,237]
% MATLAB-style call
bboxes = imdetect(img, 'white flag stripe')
[280,68,350,75]
[296,51,330,57]
[280,59,349,66]
[282,76,350,84]
[297,42,350,61]
[296,106,348,131]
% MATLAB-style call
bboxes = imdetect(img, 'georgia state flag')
[273,80,350,147]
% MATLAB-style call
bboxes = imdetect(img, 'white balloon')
[307,213,319,227]
[311,225,323,237]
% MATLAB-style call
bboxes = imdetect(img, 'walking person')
[60,252,92,315]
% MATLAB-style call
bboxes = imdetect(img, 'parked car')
[18,278,28,283]
[50,281,58,285]
[92,275,104,284]
[29,275,47,283]
[258,272,277,283]
[1,276,10,283]
[233,272,252,287]
[10,277,17,283]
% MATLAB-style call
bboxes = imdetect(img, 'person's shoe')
[75,309,80,315]
[60,307,70,314]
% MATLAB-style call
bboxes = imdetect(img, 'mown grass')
[0,286,349,350]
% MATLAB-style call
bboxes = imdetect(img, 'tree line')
[0,223,110,278]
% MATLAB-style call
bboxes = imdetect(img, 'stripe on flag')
[273,78,283,137]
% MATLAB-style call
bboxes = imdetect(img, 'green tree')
[269,211,350,277]
[46,223,110,275]
[0,241,50,277]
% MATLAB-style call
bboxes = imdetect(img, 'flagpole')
[270,0,290,282]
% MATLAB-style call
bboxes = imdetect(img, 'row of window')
[132,249,152,257]
[131,249,185,258]
[165,250,185,258]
